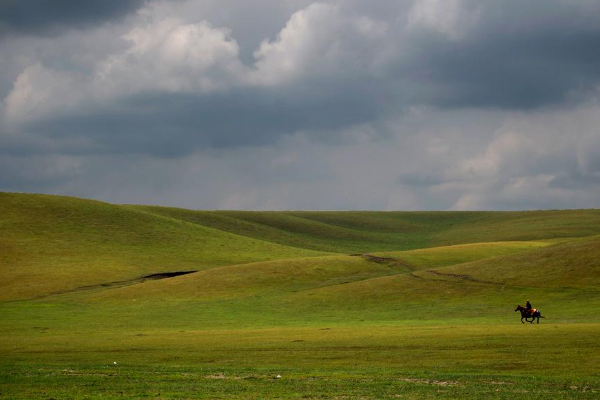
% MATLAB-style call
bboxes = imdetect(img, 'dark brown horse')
[515,305,545,324]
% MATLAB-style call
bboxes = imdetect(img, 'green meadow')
[1,192,600,399]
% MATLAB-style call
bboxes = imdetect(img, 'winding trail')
[356,253,505,286]
[425,270,503,286]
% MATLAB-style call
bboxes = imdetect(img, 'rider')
[525,300,533,314]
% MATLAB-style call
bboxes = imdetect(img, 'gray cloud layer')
[1,0,600,210]
[0,0,147,38]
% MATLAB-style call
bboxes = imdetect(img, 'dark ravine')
[352,254,397,264]
[11,270,199,302]
[141,271,197,280]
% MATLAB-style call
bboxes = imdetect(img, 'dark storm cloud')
[427,32,600,109]
[395,0,600,110]
[0,0,147,38]
[4,0,600,154]
[549,172,600,191]
[13,84,382,157]
[3,0,600,157]
[2,0,600,210]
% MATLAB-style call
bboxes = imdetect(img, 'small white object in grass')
[276,375,282,379]
[113,362,118,365]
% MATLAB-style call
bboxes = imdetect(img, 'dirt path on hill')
[352,253,417,272]
[426,270,503,285]
[355,253,504,286]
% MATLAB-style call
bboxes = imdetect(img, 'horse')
[515,305,545,324]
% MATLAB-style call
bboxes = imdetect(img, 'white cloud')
[98,18,245,94]
[458,131,537,177]
[407,0,480,39]
[3,2,390,128]
[3,14,247,128]
[251,2,387,85]
[444,101,600,210]
[4,63,85,127]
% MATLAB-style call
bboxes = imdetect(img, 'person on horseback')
[525,300,533,317]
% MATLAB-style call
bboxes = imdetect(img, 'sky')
[1,0,600,210]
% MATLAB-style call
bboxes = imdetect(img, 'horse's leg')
[521,311,535,324]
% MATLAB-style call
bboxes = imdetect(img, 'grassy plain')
[1,193,600,399]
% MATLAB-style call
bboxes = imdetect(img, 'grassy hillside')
[131,206,600,253]
[420,235,600,289]
[8,236,595,330]
[373,240,553,270]
[2,192,600,399]
[4,192,600,301]
[0,193,326,300]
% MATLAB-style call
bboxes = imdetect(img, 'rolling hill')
[131,205,600,252]
[2,191,600,304]
[2,192,600,399]
[0,192,326,300]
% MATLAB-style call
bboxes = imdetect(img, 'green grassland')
[1,192,600,399]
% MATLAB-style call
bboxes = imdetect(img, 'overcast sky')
[1,0,600,210]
